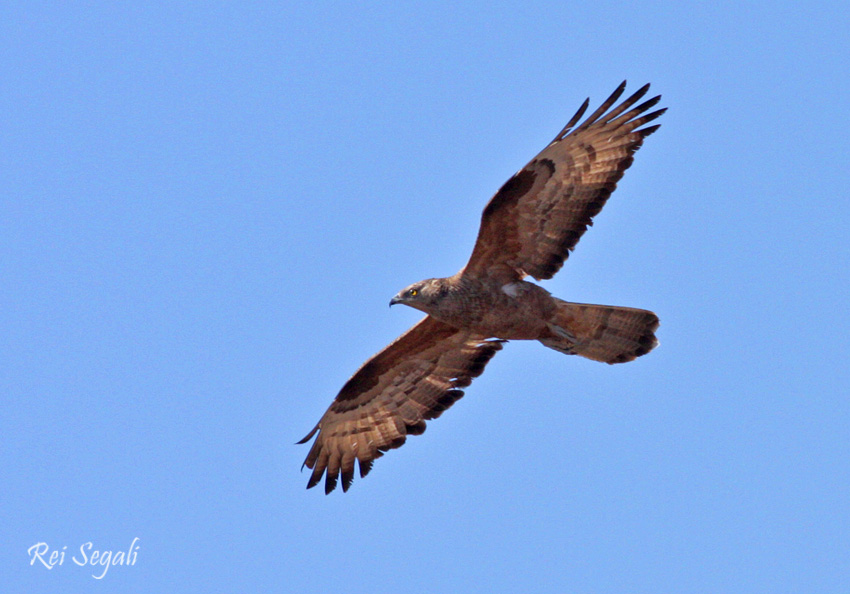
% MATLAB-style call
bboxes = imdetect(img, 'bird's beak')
[389,295,402,307]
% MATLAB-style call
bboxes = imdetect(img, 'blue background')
[3,2,848,592]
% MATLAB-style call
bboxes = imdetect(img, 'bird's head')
[389,278,447,313]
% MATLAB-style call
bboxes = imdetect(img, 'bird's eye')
[408,289,418,297]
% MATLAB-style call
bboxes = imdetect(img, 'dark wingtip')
[359,458,374,478]
[306,470,322,490]
[639,124,662,138]
[296,423,320,445]
[635,95,662,114]
[554,97,591,142]
[324,473,338,495]
[646,106,668,121]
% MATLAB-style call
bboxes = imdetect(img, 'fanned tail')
[539,299,658,364]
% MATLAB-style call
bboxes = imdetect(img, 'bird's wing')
[462,81,665,283]
[298,316,503,494]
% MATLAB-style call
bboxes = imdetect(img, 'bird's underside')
[299,81,665,493]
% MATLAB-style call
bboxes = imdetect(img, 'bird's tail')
[539,299,659,364]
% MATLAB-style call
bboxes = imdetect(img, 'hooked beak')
[389,295,402,307]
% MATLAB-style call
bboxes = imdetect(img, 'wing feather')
[462,82,666,282]
[298,316,504,493]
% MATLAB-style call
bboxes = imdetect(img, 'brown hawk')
[299,81,665,493]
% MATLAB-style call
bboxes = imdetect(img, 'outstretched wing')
[462,81,665,283]
[298,316,504,494]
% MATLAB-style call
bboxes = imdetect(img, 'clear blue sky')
[3,2,848,592]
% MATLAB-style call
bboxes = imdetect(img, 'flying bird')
[299,82,665,493]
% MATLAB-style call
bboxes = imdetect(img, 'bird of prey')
[299,81,665,494]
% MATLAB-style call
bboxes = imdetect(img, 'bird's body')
[392,276,555,339]
[299,82,666,493]
[392,275,658,361]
